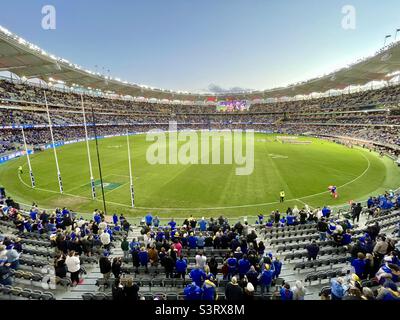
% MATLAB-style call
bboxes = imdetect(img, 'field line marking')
[104,181,130,196]
[296,199,314,210]
[108,173,130,178]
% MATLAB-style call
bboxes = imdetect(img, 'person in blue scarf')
[202,279,217,301]
[258,264,274,295]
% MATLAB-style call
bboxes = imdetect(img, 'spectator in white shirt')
[65,251,81,286]
[195,251,207,270]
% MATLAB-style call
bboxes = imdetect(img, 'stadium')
[0,1,400,305]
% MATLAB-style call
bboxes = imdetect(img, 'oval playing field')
[0,133,399,218]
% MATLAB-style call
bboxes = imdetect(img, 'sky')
[1,0,400,93]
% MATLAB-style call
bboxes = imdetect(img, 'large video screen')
[216,100,250,112]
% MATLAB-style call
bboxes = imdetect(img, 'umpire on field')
[280,190,285,203]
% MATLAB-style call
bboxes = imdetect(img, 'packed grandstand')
[1,24,400,302]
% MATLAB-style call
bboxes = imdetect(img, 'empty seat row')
[294,256,351,270]
[0,284,55,300]
[12,269,72,288]
[304,268,346,284]
[21,248,98,264]
[264,229,318,240]
[269,234,319,245]
[284,246,348,261]
[261,223,317,234]
[276,240,336,253]
[366,210,400,225]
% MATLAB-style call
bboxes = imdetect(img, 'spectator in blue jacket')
[342,229,352,246]
[202,279,217,301]
[258,264,274,295]
[331,277,346,300]
[153,216,160,228]
[138,247,149,272]
[199,218,207,232]
[238,255,251,279]
[196,234,205,250]
[226,254,238,279]
[112,213,118,225]
[29,210,37,221]
[376,280,400,300]
[168,219,176,230]
[145,213,153,226]
[367,197,374,209]
[280,283,294,300]
[175,256,188,279]
[273,257,282,279]
[184,282,202,300]
[351,253,367,279]
[286,213,295,226]
[188,233,198,250]
[322,206,331,218]
[190,265,206,287]
[129,238,139,253]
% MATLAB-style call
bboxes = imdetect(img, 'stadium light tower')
[384,34,392,46]
[90,105,107,215]
[395,29,400,41]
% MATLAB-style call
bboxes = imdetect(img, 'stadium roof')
[1,25,400,101]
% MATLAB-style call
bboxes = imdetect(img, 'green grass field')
[0,132,399,220]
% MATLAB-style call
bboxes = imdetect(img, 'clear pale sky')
[1,0,400,93]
